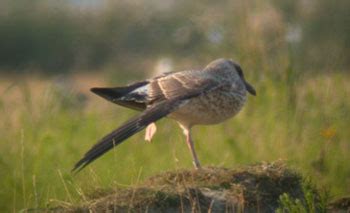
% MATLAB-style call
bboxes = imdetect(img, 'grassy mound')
[328,196,350,212]
[50,162,326,212]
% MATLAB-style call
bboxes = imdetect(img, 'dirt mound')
[328,196,350,212]
[49,161,327,212]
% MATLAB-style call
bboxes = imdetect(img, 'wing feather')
[73,100,180,172]
[148,70,218,103]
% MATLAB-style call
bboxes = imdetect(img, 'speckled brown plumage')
[73,58,256,172]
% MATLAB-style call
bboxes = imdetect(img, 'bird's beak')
[244,80,256,96]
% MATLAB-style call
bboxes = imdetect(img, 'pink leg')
[184,129,201,169]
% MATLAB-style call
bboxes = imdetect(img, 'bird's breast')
[169,88,246,127]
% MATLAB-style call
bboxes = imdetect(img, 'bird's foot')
[144,123,157,143]
[193,161,202,170]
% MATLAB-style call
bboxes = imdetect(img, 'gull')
[73,58,256,172]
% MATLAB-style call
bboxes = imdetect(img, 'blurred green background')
[0,0,349,211]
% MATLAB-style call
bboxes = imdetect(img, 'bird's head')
[229,60,256,96]
[206,58,257,96]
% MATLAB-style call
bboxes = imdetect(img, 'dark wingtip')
[71,158,88,174]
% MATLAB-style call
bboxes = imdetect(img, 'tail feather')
[72,100,180,173]
[91,81,149,110]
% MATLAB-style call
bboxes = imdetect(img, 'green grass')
[276,179,329,213]
[0,70,349,212]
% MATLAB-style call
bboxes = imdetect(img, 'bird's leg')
[144,122,157,143]
[184,128,201,169]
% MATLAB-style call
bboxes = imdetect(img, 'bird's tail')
[91,81,149,111]
[72,100,179,173]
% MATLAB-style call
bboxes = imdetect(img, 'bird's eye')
[237,69,242,76]
[234,65,244,78]
[228,60,244,78]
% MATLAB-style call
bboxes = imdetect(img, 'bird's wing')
[147,70,218,103]
[72,73,220,172]
[89,72,178,111]
[73,100,178,172]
